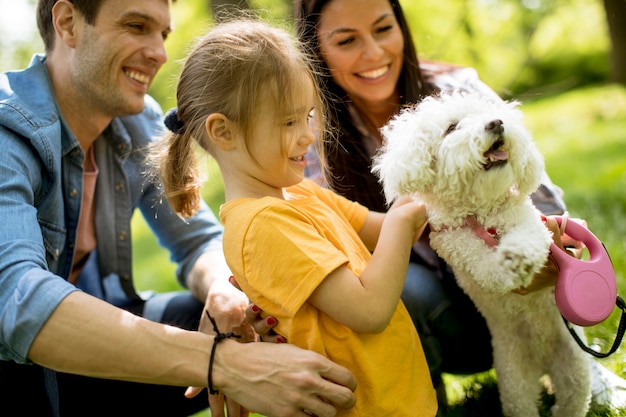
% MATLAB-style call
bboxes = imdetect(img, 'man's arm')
[28,291,356,417]
[28,291,210,385]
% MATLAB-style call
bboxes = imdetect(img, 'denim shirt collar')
[0,54,133,162]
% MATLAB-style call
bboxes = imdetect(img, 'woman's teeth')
[358,66,388,79]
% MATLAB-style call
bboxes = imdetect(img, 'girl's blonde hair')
[157,19,328,218]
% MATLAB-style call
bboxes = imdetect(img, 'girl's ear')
[205,113,236,150]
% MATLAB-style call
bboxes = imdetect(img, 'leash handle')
[564,295,626,358]
[551,216,617,326]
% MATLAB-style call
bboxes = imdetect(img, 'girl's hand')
[386,198,428,243]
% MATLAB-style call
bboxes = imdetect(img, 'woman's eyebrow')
[325,13,393,39]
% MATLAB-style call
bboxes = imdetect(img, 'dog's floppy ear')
[372,107,437,204]
[511,133,545,195]
[505,103,545,195]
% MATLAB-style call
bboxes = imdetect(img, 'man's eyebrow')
[325,13,393,39]
[118,10,172,34]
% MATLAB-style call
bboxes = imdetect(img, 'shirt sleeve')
[0,128,78,363]
[310,182,370,234]
[240,205,349,317]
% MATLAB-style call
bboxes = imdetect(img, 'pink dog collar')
[465,215,499,248]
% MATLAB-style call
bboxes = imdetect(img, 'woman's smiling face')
[317,0,404,106]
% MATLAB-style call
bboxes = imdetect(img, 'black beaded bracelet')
[205,310,242,395]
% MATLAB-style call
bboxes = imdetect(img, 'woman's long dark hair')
[295,0,436,212]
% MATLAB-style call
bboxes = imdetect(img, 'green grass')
[443,370,626,417]
[132,84,626,416]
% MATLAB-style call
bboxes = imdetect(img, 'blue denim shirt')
[0,55,224,363]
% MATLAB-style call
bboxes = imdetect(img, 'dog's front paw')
[499,249,539,289]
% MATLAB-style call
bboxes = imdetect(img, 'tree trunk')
[603,0,626,84]
[210,0,251,21]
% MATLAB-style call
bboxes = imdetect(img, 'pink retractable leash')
[549,215,625,358]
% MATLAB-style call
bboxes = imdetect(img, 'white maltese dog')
[373,92,590,417]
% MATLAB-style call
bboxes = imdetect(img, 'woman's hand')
[229,276,286,343]
[512,215,587,295]
[559,216,588,259]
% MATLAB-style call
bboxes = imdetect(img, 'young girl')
[157,19,437,416]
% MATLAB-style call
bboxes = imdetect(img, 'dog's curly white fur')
[373,92,590,417]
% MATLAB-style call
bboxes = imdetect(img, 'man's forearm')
[28,291,210,387]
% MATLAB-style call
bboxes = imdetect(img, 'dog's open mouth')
[483,138,508,170]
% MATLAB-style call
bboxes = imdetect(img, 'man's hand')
[213,340,357,417]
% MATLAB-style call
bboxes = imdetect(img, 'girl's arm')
[308,200,427,333]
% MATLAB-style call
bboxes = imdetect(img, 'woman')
[294,0,623,409]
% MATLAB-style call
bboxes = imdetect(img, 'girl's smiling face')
[317,0,404,107]
[241,72,317,196]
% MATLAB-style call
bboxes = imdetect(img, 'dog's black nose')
[485,119,504,134]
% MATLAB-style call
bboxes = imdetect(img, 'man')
[0,1,356,415]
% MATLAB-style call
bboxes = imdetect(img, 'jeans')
[0,292,208,417]
[401,261,494,385]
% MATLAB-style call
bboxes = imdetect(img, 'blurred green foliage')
[0,0,611,102]
[147,0,610,106]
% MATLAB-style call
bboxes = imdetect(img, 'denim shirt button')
[69,188,79,197]
[120,274,130,281]
[118,231,128,241]
[115,182,124,191]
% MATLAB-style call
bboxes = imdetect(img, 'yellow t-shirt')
[220,179,437,416]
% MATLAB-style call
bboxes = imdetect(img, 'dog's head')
[373,92,544,210]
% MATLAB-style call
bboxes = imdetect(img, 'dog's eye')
[444,123,458,136]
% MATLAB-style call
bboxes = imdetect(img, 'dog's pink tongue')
[486,149,508,160]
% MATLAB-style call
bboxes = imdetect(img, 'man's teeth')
[126,70,150,84]
[358,66,388,79]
